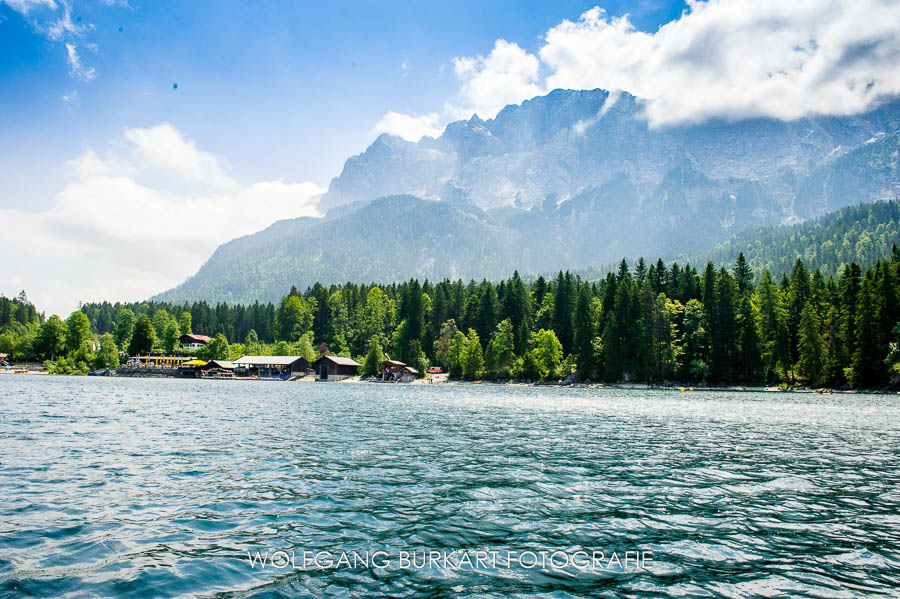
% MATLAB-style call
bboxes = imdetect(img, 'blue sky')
[0,0,687,208]
[1,0,897,315]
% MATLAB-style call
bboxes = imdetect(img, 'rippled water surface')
[2,376,900,598]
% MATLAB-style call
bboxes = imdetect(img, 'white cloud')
[539,1,900,126]
[5,0,103,81]
[446,39,543,121]
[372,111,443,142]
[45,0,91,41]
[123,123,238,191]
[65,43,95,81]
[1,0,56,14]
[374,39,543,141]
[0,124,324,315]
[382,0,900,133]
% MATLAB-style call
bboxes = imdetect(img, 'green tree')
[408,339,428,378]
[573,283,596,380]
[754,271,791,383]
[551,271,575,354]
[275,295,315,342]
[852,271,883,387]
[709,269,738,381]
[525,329,563,381]
[736,293,762,382]
[361,337,384,377]
[485,318,516,378]
[178,311,192,335]
[461,328,484,380]
[733,252,754,294]
[504,271,532,354]
[65,311,92,355]
[448,329,468,378]
[885,323,900,378]
[93,333,120,370]
[198,333,229,361]
[162,320,181,353]
[37,315,67,360]
[114,309,135,351]
[295,332,316,363]
[398,280,426,364]
[151,309,174,347]
[433,319,459,370]
[821,306,845,387]
[129,314,157,356]
[786,259,812,368]
[838,263,861,369]
[798,304,824,387]
[679,299,707,381]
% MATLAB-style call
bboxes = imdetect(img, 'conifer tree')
[798,304,824,387]
[733,252,754,294]
[754,271,791,383]
[573,283,596,379]
[462,329,484,380]
[552,271,575,354]
[853,271,883,387]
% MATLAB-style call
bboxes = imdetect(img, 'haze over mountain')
[155,88,900,304]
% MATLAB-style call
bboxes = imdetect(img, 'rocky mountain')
[321,89,900,216]
[155,89,900,303]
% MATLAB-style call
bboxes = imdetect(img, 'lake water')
[1,376,899,598]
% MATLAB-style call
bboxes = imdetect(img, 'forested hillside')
[687,200,900,279]
[0,292,43,360]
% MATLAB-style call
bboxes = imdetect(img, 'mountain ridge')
[154,88,900,304]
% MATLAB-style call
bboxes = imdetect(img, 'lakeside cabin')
[234,355,310,379]
[180,334,212,351]
[378,359,417,382]
[313,355,360,381]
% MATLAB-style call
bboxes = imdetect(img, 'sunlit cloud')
[372,111,443,142]
[0,124,324,315]
[377,0,900,137]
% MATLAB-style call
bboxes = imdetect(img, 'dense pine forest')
[3,247,900,388]
[686,200,900,279]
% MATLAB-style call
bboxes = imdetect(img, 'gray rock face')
[320,88,899,219]
[155,89,900,303]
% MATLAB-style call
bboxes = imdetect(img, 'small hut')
[397,366,418,383]
[314,355,360,381]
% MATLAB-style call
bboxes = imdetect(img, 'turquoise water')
[1,376,899,598]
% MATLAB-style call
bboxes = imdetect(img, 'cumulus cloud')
[375,39,542,140]
[371,111,443,142]
[0,124,324,315]
[446,39,543,121]
[540,0,900,126]
[378,0,900,135]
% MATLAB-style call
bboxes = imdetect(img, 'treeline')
[80,300,277,344]
[687,200,900,279]
[4,249,900,387]
[0,291,43,359]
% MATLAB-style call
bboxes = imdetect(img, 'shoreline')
[3,368,897,394]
